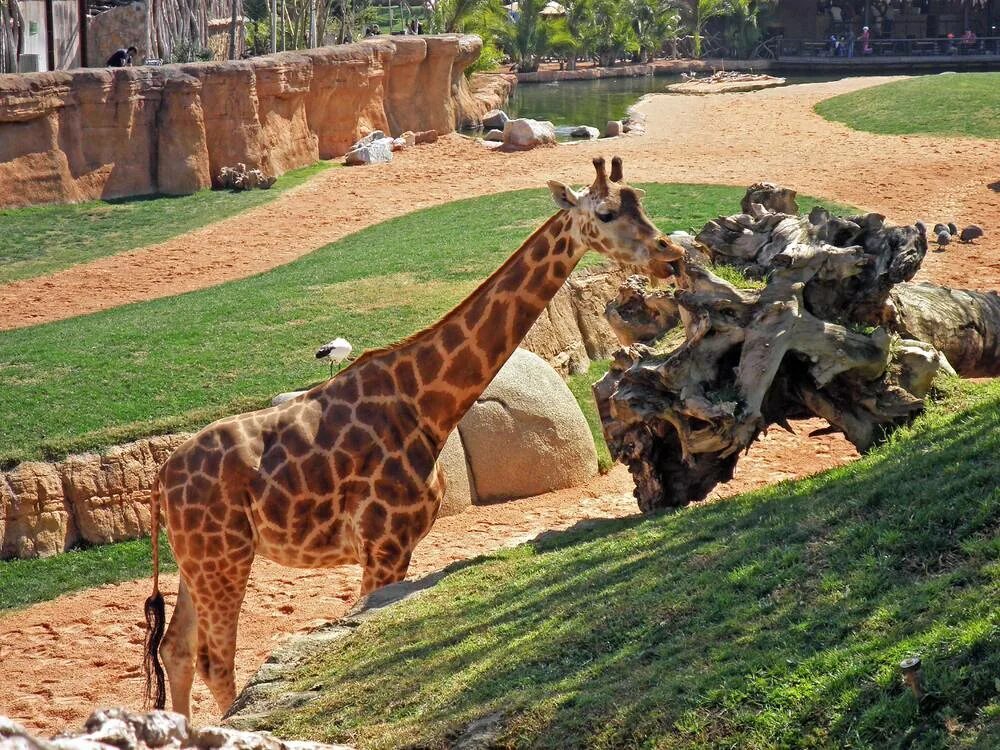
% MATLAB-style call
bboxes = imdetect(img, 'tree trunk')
[596,184,966,512]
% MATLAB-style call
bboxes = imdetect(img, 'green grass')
[567,359,612,473]
[2,183,837,467]
[0,162,332,283]
[815,73,1000,139]
[0,534,175,611]
[250,377,1000,750]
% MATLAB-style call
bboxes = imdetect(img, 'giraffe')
[143,156,686,717]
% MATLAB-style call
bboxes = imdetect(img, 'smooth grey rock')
[483,128,504,142]
[436,430,476,516]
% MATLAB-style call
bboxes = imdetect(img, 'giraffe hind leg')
[159,577,198,718]
[186,554,254,714]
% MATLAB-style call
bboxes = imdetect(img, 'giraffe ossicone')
[143,156,686,717]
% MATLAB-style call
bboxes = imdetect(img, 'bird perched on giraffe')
[315,337,353,377]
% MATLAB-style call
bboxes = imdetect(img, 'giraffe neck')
[352,211,587,444]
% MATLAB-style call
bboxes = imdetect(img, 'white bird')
[315,337,354,377]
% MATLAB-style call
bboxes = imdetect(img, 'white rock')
[343,137,394,166]
[349,130,385,149]
[502,118,556,150]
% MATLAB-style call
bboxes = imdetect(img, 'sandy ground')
[0,76,997,331]
[0,422,854,734]
[1,76,996,735]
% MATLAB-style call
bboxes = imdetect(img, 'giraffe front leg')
[360,540,414,596]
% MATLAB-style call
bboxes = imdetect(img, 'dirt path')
[0,421,854,735]
[1,76,997,331]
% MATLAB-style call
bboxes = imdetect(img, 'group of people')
[827,26,872,57]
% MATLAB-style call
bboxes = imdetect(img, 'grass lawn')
[0,535,175,612]
[814,73,1000,139]
[0,162,331,284]
[1,183,845,467]
[249,377,1000,750]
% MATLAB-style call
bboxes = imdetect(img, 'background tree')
[686,0,754,57]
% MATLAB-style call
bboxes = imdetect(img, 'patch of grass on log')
[255,377,1000,750]
[815,73,1000,139]
[0,185,848,467]
[0,162,332,284]
[566,359,612,473]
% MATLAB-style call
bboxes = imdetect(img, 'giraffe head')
[548,156,685,278]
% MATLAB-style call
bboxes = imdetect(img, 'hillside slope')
[255,379,1000,749]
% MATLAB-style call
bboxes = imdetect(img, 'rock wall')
[0,35,513,208]
[0,435,190,559]
[522,262,630,376]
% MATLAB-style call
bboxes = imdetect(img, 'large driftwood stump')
[596,184,961,512]
[700,182,1000,377]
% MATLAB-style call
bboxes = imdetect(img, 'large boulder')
[435,430,476,516]
[502,118,556,150]
[459,349,597,502]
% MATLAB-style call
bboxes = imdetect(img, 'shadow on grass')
[262,382,1000,749]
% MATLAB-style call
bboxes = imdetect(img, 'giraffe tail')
[144,475,167,710]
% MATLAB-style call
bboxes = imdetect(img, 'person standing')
[106,46,138,67]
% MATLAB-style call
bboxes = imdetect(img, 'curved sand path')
[0,424,855,735]
[1,75,997,331]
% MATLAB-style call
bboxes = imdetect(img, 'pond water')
[479,73,855,138]
[505,75,680,131]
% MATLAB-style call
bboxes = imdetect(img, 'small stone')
[569,125,600,140]
[481,109,509,129]
[502,118,556,150]
[413,129,438,145]
[343,137,394,166]
[604,120,623,137]
[483,129,504,142]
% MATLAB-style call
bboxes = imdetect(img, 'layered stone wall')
[0,35,514,208]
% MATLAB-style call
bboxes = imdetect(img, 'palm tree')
[688,0,753,57]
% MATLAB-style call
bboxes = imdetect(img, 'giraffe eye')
[596,209,615,223]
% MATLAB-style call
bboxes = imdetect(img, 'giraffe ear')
[548,180,580,210]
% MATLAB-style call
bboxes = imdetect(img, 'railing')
[775,36,1000,58]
